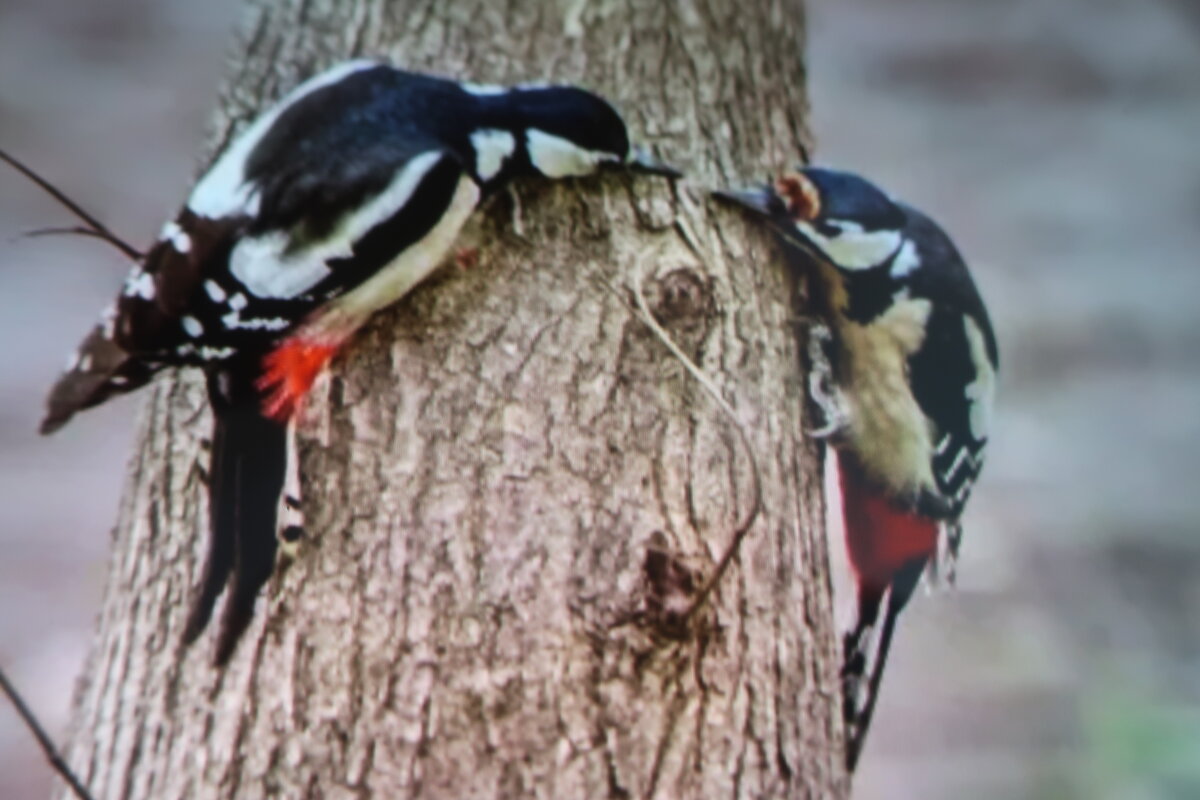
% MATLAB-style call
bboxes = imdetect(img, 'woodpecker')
[715,167,998,771]
[38,60,677,664]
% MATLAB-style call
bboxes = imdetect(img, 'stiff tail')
[837,454,940,771]
[842,561,924,772]
[183,362,290,665]
[41,323,156,434]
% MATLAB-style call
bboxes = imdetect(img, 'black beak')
[714,184,825,260]
[624,146,683,179]
[712,185,782,217]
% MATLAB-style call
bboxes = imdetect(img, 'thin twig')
[19,225,142,257]
[627,253,763,625]
[0,146,142,261]
[0,665,96,800]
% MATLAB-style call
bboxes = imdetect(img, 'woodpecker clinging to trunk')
[35,60,677,665]
[715,167,998,771]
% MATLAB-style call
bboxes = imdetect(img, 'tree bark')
[61,0,845,797]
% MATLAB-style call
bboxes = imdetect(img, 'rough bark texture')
[61,0,845,797]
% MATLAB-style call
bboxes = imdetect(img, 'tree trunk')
[61,0,845,797]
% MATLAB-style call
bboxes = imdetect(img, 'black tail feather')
[843,559,926,772]
[181,400,237,644]
[184,364,287,665]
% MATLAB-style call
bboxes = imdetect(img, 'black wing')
[901,207,998,519]
[122,115,469,360]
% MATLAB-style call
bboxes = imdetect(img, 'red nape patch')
[256,340,339,421]
[838,457,938,593]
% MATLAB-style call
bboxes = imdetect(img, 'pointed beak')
[625,146,683,179]
[711,185,782,218]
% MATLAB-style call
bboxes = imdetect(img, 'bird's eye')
[775,173,821,221]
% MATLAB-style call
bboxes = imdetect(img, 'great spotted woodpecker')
[38,60,677,664]
[716,167,998,770]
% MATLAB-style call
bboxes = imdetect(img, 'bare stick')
[0,665,96,800]
[0,147,142,261]
[627,253,763,625]
[19,225,143,255]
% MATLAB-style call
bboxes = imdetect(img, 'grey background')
[2,0,1198,797]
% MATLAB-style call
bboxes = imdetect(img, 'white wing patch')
[796,219,902,271]
[301,175,481,342]
[962,316,996,441]
[187,60,382,219]
[470,129,516,181]
[228,150,445,299]
[526,129,619,178]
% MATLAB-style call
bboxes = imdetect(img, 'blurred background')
[1,0,1198,797]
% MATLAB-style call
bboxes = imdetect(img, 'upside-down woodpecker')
[38,60,677,664]
[716,166,998,770]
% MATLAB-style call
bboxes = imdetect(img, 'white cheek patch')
[526,129,618,178]
[797,219,902,270]
[962,316,996,441]
[470,129,516,181]
[889,239,921,278]
[229,150,445,299]
[187,59,382,219]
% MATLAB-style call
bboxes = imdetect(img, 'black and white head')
[716,167,910,273]
[467,82,678,184]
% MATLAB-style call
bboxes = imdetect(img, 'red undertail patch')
[257,339,339,421]
[838,457,939,593]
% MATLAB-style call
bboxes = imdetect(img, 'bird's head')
[484,84,678,181]
[716,167,907,272]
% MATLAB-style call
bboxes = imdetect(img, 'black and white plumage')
[715,166,998,771]
[40,60,677,664]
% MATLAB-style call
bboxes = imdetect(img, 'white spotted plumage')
[41,60,673,665]
[124,270,155,300]
[714,166,998,770]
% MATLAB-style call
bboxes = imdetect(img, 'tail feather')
[181,403,237,644]
[185,364,288,665]
[40,324,155,434]
[842,559,925,772]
